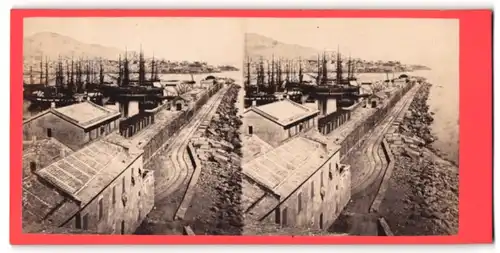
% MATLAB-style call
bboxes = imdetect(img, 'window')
[46,128,52,138]
[299,123,303,132]
[320,171,324,188]
[112,186,116,204]
[310,181,315,198]
[319,213,324,229]
[336,185,339,191]
[297,193,302,213]
[98,197,104,221]
[275,209,281,224]
[75,213,81,229]
[248,126,253,135]
[122,177,126,194]
[82,214,89,230]
[100,126,105,135]
[30,162,37,173]
[282,208,288,226]
[120,220,125,234]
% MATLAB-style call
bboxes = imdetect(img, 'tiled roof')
[241,134,274,163]
[22,175,80,227]
[35,140,140,204]
[22,138,73,179]
[242,136,338,197]
[246,99,319,126]
[52,101,120,128]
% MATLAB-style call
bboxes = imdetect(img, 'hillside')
[245,33,320,61]
[23,32,124,64]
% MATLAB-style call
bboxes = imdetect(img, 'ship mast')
[45,57,49,87]
[99,59,104,85]
[29,66,33,85]
[39,55,44,86]
[70,57,74,89]
[316,54,321,85]
[117,54,122,86]
[299,57,303,84]
[270,54,275,92]
[138,46,146,86]
[246,57,251,88]
[150,54,156,81]
[123,49,130,86]
[336,46,343,85]
[321,52,328,85]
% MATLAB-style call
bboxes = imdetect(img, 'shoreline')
[379,81,459,235]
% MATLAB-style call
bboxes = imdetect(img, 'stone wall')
[142,82,223,168]
[340,81,415,160]
[184,85,243,235]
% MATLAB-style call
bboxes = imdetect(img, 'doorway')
[47,128,52,138]
[176,102,182,111]
[320,213,324,229]
[371,100,377,108]
[120,220,125,234]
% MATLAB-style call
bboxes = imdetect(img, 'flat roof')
[23,101,121,129]
[54,101,120,128]
[242,135,340,197]
[35,139,140,204]
[241,134,274,164]
[245,99,319,127]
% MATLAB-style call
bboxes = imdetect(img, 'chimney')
[50,102,56,108]
[252,100,257,107]
[60,149,65,158]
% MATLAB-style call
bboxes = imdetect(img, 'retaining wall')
[174,143,202,220]
[340,81,415,160]
[142,83,223,168]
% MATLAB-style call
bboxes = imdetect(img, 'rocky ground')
[379,82,459,235]
[184,84,244,235]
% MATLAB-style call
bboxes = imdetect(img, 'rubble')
[186,85,244,235]
[380,82,458,235]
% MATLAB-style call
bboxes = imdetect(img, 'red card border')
[9,9,493,245]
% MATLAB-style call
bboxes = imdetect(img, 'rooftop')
[242,135,340,198]
[22,138,73,179]
[245,99,319,127]
[35,139,141,204]
[241,134,274,164]
[23,101,121,129]
[53,101,120,128]
[22,176,79,228]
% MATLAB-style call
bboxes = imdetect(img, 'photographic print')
[241,18,459,236]
[11,10,492,244]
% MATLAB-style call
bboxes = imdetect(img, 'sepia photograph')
[20,16,462,237]
[21,17,244,235]
[241,18,459,236]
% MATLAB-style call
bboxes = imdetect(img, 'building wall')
[262,151,351,230]
[23,113,89,150]
[285,116,317,139]
[62,154,155,234]
[23,113,120,151]
[242,110,288,147]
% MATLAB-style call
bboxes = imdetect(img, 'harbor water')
[355,70,459,164]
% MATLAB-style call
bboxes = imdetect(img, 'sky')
[24,18,245,67]
[244,18,459,69]
[24,18,459,70]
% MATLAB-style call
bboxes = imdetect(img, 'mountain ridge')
[245,32,321,61]
[23,32,127,63]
